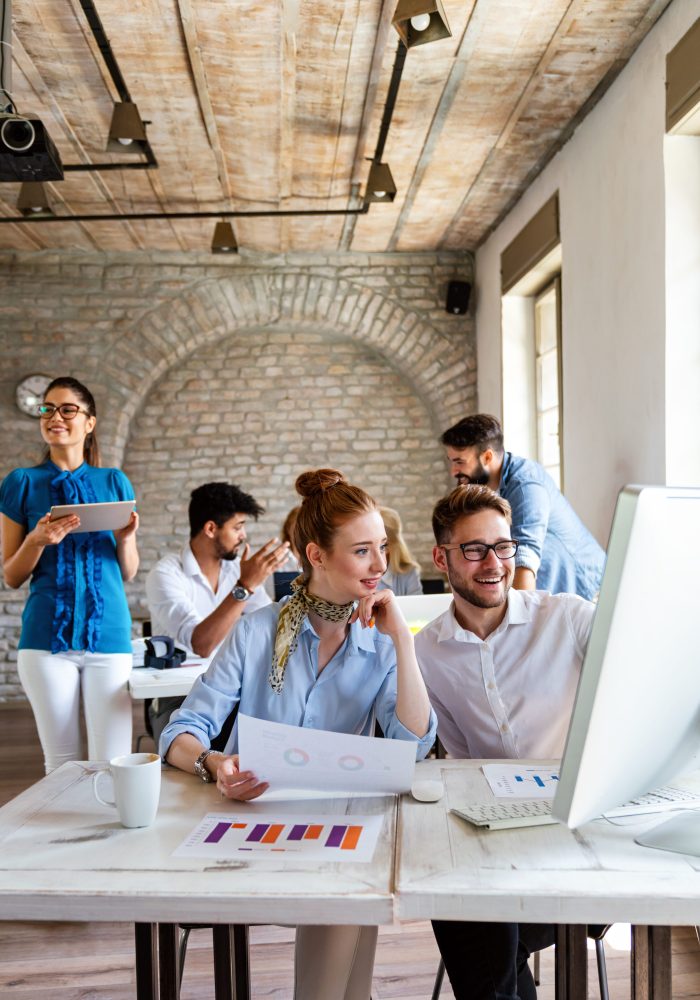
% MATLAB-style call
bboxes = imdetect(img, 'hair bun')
[295,468,346,499]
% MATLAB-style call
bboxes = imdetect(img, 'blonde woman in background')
[378,507,422,596]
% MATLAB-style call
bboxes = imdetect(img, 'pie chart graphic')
[338,754,364,771]
[284,748,310,767]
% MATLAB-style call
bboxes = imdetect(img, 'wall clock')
[15,374,53,417]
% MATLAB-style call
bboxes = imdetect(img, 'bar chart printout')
[172,813,383,863]
[482,764,560,799]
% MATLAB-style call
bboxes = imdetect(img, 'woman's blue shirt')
[0,460,134,653]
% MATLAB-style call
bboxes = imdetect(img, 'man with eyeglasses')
[415,484,595,1000]
[440,413,604,600]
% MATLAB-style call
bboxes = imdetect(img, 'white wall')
[475,0,698,545]
[664,134,700,486]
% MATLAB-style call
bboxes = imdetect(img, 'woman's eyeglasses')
[439,540,520,562]
[37,403,90,420]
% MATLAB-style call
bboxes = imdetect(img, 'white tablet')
[49,500,135,533]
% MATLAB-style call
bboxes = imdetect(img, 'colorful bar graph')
[261,824,284,844]
[325,825,347,848]
[341,826,362,850]
[204,821,230,844]
[175,812,382,863]
[246,823,269,842]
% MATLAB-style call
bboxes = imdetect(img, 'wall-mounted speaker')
[446,280,471,315]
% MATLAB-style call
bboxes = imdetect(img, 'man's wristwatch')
[231,579,253,602]
[194,748,222,782]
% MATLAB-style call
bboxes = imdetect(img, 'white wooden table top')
[397,760,700,926]
[0,763,396,926]
[128,663,207,699]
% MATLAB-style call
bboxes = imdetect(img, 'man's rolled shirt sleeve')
[508,480,551,576]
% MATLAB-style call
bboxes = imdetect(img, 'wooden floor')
[1,704,699,1000]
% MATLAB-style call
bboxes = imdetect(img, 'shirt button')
[501,724,508,733]
[487,682,495,690]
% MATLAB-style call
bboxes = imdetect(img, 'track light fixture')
[392,0,452,48]
[364,161,397,204]
[17,181,54,217]
[211,220,238,254]
[106,102,148,153]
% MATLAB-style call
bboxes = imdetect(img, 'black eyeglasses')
[440,540,520,562]
[37,403,90,420]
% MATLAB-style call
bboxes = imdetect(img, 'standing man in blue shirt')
[440,414,604,599]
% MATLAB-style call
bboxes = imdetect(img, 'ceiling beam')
[384,0,483,251]
[340,0,394,250]
[175,0,232,204]
[472,0,675,249]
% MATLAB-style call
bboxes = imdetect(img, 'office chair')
[134,620,154,752]
[431,924,611,1000]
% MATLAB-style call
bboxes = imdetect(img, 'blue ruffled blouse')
[0,460,135,653]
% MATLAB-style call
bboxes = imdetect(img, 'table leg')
[631,925,672,1000]
[134,923,158,1000]
[212,924,251,1000]
[158,923,180,1000]
[554,924,588,1000]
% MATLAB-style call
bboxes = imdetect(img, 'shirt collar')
[180,542,241,583]
[498,451,513,491]
[436,589,532,642]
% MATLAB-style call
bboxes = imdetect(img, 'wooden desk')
[0,762,396,999]
[397,760,700,999]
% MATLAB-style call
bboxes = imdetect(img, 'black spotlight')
[0,114,63,182]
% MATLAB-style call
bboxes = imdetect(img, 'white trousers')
[17,649,133,774]
[295,925,378,1000]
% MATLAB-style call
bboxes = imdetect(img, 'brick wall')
[0,250,475,701]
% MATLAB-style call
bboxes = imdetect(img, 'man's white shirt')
[414,589,595,760]
[145,541,271,666]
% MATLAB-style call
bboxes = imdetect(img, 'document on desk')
[238,714,417,795]
[173,811,384,863]
[482,763,560,799]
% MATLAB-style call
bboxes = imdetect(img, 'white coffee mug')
[93,752,161,828]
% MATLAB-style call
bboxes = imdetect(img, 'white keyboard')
[452,784,700,831]
[453,801,557,830]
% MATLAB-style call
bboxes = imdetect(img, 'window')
[534,279,562,488]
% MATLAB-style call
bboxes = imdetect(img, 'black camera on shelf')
[144,636,187,671]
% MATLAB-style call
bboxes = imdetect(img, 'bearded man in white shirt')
[145,481,289,742]
[415,483,596,1000]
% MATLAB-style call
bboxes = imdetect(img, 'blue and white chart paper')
[238,713,416,795]
[482,763,560,799]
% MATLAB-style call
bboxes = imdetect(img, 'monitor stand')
[635,810,700,857]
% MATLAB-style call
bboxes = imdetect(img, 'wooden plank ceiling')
[0,0,671,254]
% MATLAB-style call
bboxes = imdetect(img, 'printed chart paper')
[482,763,560,799]
[238,714,416,794]
[173,812,383,863]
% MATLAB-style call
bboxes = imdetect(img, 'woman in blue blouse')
[0,377,139,773]
[162,468,436,1000]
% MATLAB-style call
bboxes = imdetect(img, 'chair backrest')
[421,577,445,594]
[273,571,298,601]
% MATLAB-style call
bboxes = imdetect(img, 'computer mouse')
[411,779,444,803]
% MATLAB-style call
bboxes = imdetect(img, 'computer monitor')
[551,485,700,856]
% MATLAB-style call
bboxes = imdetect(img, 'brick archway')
[89,271,474,465]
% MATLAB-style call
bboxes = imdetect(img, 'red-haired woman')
[162,468,436,1000]
[0,376,138,773]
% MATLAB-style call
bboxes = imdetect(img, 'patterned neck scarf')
[270,576,355,694]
